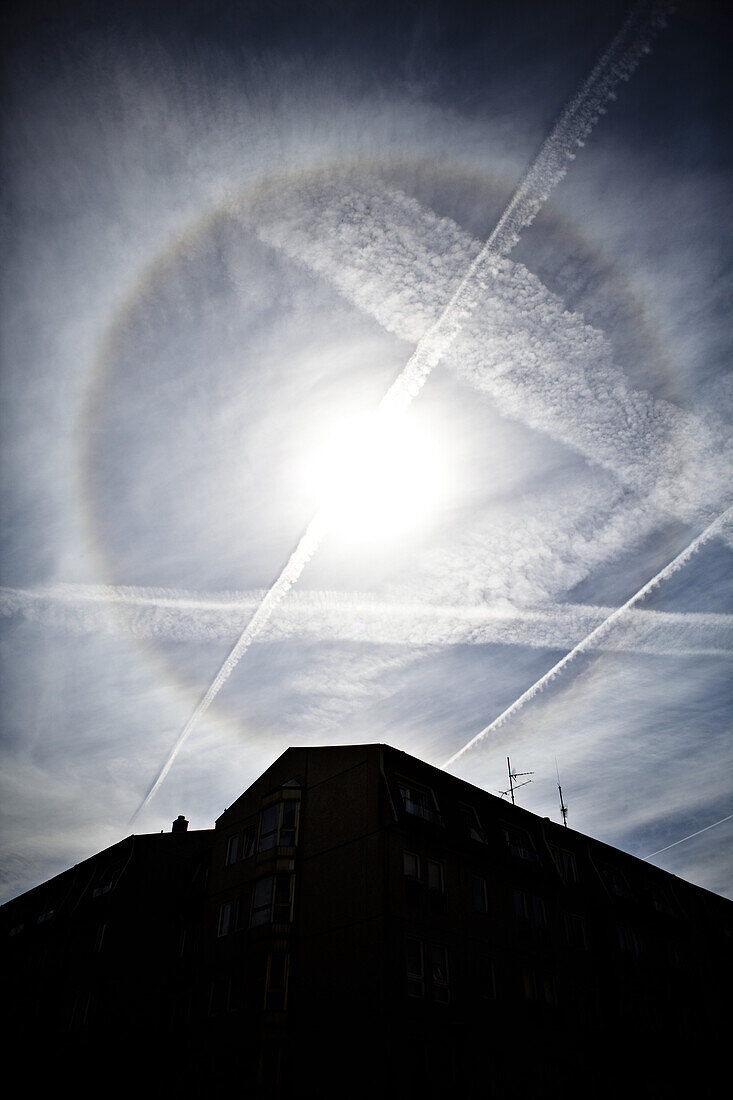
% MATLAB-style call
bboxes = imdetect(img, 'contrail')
[443,505,732,769]
[643,814,733,859]
[131,510,328,819]
[133,0,672,814]
[4,583,732,657]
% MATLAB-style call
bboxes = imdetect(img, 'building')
[2,744,731,1098]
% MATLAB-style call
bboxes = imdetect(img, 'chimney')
[172,815,189,834]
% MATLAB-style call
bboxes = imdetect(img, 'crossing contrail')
[643,813,733,859]
[132,0,673,815]
[4,583,732,656]
[443,506,732,769]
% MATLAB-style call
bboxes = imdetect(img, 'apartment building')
[3,744,730,1098]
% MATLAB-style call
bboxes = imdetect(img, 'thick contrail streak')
[643,814,733,859]
[443,506,732,768]
[359,1,673,418]
[133,1,671,814]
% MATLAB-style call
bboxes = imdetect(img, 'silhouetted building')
[3,745,731,1098]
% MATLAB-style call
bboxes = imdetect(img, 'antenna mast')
[556,759,568,827]
[499,755,533,805]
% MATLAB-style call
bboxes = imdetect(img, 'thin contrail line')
[131,510,328,819]
[643,814,733,859]
[132,1,672,817]
[443,506,732,769]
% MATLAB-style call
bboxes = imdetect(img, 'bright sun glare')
[307,410,446,540]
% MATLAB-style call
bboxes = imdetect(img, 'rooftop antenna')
[498,755,533,805]
[556,758,568,827]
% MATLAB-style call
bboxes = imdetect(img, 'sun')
[306,408,447,541]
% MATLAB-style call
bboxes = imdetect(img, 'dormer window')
[458,803,488,843]
[397,780,442,825]
[503,826,539,864]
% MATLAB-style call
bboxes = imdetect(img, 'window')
[406,938,425,997]
[514,890,547,929]
[403,850,421,879]
[235,891,252,932]
[209,977,230,1016]
[472,876,488,913]
[226,834,240,866]
[477,957,496,998]
[398,781,442,825]
[429,944,450,1003]
[258,800,299,852]
[259,806,279,851]
[427,860,444,893]
[550,845,578,883]
[617,923,642,957]
[250,874,293,927]
[273,873,294,923]
[242,824,257,859]
[406,939,450,1002]
[562,912,587,950]
[265,953,289,1012]
[217,901,233,937]
[251,876,274,926]
[602,865,634,900]
[92,865,121,897]
[459,803,488,843]
[522,969,555,1004]
[503,826,539,864]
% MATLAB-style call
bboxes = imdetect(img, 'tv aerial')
[498,755,533,805]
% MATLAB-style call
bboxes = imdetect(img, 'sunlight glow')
[307,410,446,540]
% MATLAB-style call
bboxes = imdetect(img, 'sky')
[1,0,731,904]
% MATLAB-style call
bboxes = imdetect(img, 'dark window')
[504,827,539,863]
[258,800,299,852]
[406,938,424,997]
[429,944,450,1004]
[477,957,496,998]
[473,876,488,913]
[428,860,444,893]
[398,781,442,824]
[523,969,555,1004]
[251,877,274,926]
[250,874,293,926]
[406,939,450,1002]
[209,977,230,1016]
[563,912,587,949]
[617,923,642,957]
[514,890,547,928]
[265,953,289,1012]
[226,834,240,865]
[235,891,252,932]
[404,850,421,879]
[273,874,293,923]
[242,824,257,859]
[258,805,279,851]
[217,901,233,937]
[603,865,634,900]
[550,844,579,882]
[459,803,488,843]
